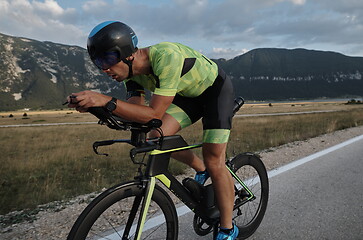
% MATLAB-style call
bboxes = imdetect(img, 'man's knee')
[203,143,227,159]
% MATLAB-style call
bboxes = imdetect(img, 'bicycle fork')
[125,177,157,240]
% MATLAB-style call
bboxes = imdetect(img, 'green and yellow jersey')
[124,42,234,144]
[125,42,218,97]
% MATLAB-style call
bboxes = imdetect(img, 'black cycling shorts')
[166,67,235,143]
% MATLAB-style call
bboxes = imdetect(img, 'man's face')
[103,61,130,82]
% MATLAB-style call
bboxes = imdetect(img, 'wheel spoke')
[67,183,178,240]
[229,153,269,238]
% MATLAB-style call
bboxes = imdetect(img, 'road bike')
[67,97,269,239]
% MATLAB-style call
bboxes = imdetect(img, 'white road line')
[100,134,363,239]
[235,110,337,118]
[176,134,363,218]
[0,122,97,128]
[267,134,363,178]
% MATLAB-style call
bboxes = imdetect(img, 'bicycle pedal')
[182,178,203,201]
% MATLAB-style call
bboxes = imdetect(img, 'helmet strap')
[123,59,133,78]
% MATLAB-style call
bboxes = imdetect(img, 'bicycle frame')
[67,97,258,239]
[94,134,256,239]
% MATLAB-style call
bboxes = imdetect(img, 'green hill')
[214,48,363,100]
[1,32,362,111]
[0,33,124,111]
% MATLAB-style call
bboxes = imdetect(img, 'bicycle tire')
[67,180,178,240]
[229,153,269,239]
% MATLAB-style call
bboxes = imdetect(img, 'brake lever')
[93,139,132,156]
[92,140,117,156]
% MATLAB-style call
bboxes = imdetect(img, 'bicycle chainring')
[193,214,213,236]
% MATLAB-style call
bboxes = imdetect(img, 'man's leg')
[203,142,234,229]
[151,112,234,228]
[149,113,206,171]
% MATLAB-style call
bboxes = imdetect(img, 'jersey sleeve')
[150,46,184,97]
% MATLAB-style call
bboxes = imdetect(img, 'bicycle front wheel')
[229,153,269,239]
[67,181,178,240]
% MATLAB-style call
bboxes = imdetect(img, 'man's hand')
[67,91,111,112]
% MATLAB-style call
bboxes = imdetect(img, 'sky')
[0,0,363,59]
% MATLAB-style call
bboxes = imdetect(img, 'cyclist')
[68,21,238,239]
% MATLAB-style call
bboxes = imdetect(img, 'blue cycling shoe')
[215,224,239,240]
[194,170,209,185]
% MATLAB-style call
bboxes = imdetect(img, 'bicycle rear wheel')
[229,153,269,239]
[67,181,178,240]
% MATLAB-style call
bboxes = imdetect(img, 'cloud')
[101,0,310,47]
[82,0,110,15]
[252,1,363,51]
[287,0,306,5]
[33,0,66,16]
[209,47,249,59]
[1,0,363,58]
[0,0,84,46]
[0,0,9,10]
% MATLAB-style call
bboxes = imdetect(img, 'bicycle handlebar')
[87,107,162,132]
[88,96,244,155]
[87,96,244,149]
[129,144,158,159]
[88,96,244,132]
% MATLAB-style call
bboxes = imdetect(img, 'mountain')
[214,48,363,100]
[0,33,124,111]
[1,32,362,111]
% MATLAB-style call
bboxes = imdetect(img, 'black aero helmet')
[87,21,138,69]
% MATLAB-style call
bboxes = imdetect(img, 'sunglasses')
[94,52,121,70]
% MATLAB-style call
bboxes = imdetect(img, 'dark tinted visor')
[94,52,120,70]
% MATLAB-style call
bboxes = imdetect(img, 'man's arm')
[68,90,173,123]
[127,95,145,105]
[113,94,174,123]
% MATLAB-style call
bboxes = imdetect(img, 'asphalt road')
[177,135,363,239]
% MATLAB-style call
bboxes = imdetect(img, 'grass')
[0,125,134,214]
[228,110,363,156]
[1,102,363,216]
